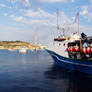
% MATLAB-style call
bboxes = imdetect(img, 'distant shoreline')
[0,41,42,50]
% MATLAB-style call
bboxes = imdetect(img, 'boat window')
[68,40,80,47]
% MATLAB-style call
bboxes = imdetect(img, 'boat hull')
[19,49,27,53]
[46,49,92,74]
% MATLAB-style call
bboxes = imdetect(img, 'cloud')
[39,0,69,3]
[39,0,74,3]
[0,23,34,41]
[3,13,8,16]
[24,8,72,25]
[0,3,11,8]
[13,16,24,22]
[72,0,75,2]
[79,25,92,36]
[25,9,72,42]
[9,14,25,22]
[0,7,92,43]
[17,0,31,7]
[60,11,71,24]
[80,6,88,16]
[0,3,6,7]
[5,0,31,8]
[23,0,31,7]
[24,8,55,19]
[30,19,55,27]
[24,8,72,29]
[80,5,92,21]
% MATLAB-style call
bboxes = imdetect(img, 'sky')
[0,0,92,44]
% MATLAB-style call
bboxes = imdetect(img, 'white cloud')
[24,8,55,19]
[39,0,68,3]
[30,19,55,27]
[80,5,92,21]
[72,0,75,2]
[80,6,88,16]
[0,23,34,42]
[3,13,8,16]
[5,0,31,7]
[79,25,92,36]
[23,0,31,7]
[24,9,72,43]
[60,11,71,24]
[39,0,74,3]
[0,4,6,7]
[14,16,24,21]
[9,14,25,22]
[24,9,72,28]
[81,10,88,15]
[0,7,92,43]
[23,8,73,31]
[0,3,11,8]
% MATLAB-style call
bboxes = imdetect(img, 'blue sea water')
[0,50,92,92]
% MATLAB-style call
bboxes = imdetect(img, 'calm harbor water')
[0,50,92,92]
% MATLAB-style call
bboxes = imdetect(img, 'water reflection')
[45,64,92,92]
[0,50,92,92]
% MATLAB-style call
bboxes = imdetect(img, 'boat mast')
[62,26,65,37]
[35,32,37,45]
[77,12,80,34]
[73,12,80,34]
[56,9,60,36]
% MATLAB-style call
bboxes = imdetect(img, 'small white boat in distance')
[8,48,16,52]
[19,46,27,53]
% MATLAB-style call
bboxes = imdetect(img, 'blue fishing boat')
[46,11,92,74]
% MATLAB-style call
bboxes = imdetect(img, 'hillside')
[0,41,41,50]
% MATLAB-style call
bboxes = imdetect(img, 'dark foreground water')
[0,50,92,92]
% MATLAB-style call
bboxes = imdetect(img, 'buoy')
[91,48,92,53]
[67,47,75,52]
[70,47,73,52]
[72,47,75,52]
[66,48,69,52]
[80,48,83,53]
[75,47,79,51]
[66,48,71,52]
[68,47,71,52]
[83,47,87,54]
[87,47,91,54]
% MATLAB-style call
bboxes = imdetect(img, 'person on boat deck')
[81,32,87,40]
[70,32,80,42]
